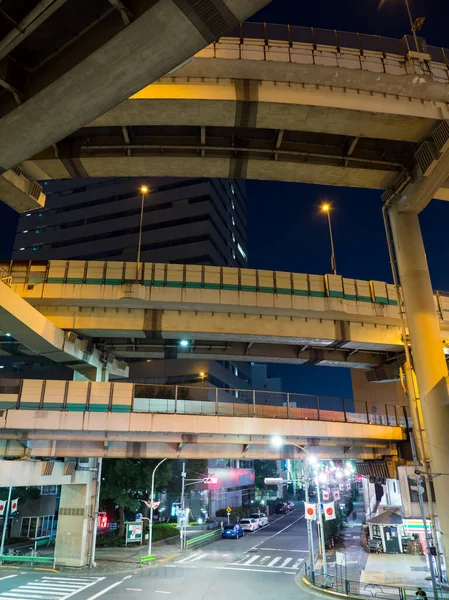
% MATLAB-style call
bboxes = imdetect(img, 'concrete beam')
[0,0,272,183]
[0,169,45,212]
[0,281,128,378]
[0,439,399,461]
[0,459,92,487]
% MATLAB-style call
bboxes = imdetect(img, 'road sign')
[143,500,161,510]
[135,512,142,521]
[125,521,143,545]
[226,506,232,514]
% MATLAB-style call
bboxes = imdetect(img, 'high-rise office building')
[12,177,248,267]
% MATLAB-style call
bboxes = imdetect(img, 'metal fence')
[305,565,449,600]
[132,383,409,426]
[224,22,448,65]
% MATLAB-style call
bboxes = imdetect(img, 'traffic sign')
[135,512,142,521]
[226,506,232,514]
[203,477,218,484]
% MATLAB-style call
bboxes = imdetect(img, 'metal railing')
[0,380,410,427]
[132,383,409,426]
[305,565,449,600]
[223,22,449,66]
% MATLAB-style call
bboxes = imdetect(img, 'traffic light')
[98,513,108,529]
[203,477,218,484]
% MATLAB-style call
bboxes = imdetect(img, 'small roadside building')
[367,510,406,553]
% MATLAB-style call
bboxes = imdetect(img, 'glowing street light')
[179,339,190,348]
[321,203,337,276]
[137,185,149,272]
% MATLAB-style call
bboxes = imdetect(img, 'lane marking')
[215,566,292,575]
[85,579,125,600]
[126,589,143,592]
[280,558,293,568]
[176,552,203,564]
[258,548,308,553]
[250,515,304,550]
[243,555,260,565]
[268,557,282,567]
[189,553,208,562]
[0,576,18,581]
[155,592,172,595]
[259,556,271,564]
[292,559,304,569]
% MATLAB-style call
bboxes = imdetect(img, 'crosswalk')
[0,576,105,599]
[231,553,304,570]
[175,551,304,572]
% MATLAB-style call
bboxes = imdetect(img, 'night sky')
[0,0,447,397]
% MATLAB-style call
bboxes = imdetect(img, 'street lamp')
[148,457,167,556]
[321,203,337,276]
[271,438,327,576]
[379,0,423,53]
[137,185,149,273]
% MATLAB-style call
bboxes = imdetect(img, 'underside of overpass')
[0,0,271,210]
[0,409,404,460]
[17,26,449,201]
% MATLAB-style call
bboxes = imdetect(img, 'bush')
[152,523,179,542]
[95,524,178,547]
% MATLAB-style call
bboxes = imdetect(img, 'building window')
[372,524,381,537]
[237,243,247,261]
[21,515,54,538]
[41,485,57,495]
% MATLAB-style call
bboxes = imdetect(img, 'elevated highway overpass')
[0,0,271,211]
[2,259,449,369]
[0,378,406,461]
[19,23,449,205]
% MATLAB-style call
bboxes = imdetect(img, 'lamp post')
[148,458,167,556]
[321,204,337,276]
[271,438,327,576]
[403,0,420,53]
[137,185,149,274]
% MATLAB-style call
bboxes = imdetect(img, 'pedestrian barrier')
[186,529,222,549]
[304,565,449,600]
[0,555,54,565]
[140,554,156,567]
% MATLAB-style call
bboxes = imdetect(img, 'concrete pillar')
[55,484,92,567]
[389,202,449,573]
[96,365,109,383]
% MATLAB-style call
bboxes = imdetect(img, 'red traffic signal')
[203,477,218,484]
[98,513,108,529]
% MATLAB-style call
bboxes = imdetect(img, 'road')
[0,508,317,600]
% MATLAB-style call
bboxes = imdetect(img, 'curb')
[295,574,355,600]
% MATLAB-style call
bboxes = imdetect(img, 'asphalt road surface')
[0,508,317,600]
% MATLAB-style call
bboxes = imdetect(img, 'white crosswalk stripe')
[229,554,304,571]
[0,576,104,600]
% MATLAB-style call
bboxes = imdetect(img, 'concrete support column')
[389,202,449,572]
[55,466,96,567]
[96,365,109,383]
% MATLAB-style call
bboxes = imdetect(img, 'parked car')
[250,512,268,527]
[222,524,244,539]
[240,518,259,532]
[275,503,289,514]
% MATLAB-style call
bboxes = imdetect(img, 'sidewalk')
[315,496,432,588]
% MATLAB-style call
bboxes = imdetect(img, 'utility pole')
[148,458,167,556]
[0,487,12,556]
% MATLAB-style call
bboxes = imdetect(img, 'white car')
[250,512,269,527]
[240,518,259,532]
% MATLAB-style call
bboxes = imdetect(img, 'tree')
[254,460,278,495]
[100,459,175,535]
